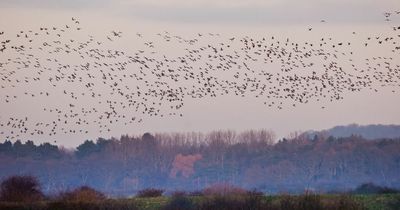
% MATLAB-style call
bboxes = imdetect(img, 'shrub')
[136,188,164,197]
[0,175,44,202]
[197,187,264,210]
[326,194,362,210]
[58,186,106,202]
[163,195,195,210]
[297,193,323,210]
[199,196,243,210]
[387,195,400,210]
[354,182,399,194]
[170,190,188,197]
[244,190,265,210]
[48,199,140,210]
[279,194,297,210]
[199,195,265,210]
[188,190,203,196]
[279,193,323,210]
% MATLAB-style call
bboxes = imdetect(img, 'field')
[0,194,399,210]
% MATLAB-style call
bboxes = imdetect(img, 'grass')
[0,194,399,210]
[354,194,400,210]
[134,197,169,210]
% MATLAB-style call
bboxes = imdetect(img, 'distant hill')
[309,124,400,140]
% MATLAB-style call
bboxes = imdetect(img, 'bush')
[0,175,44,202]
[136,188,164,197]
[48,199,140,210]
[325,194,362,210]
[58,186,106,202]
[387,195,400,210]
[199,196,243,210]
[298,193,323,210]
[279,193,323,210]
[163,195,195,210]
[279,194,297,210]
[197,187,264,210]
[188,190,203,196]
[244,190,265,210]
[199,194,264,210]
[353,183,399,194]
[170,190,188,197]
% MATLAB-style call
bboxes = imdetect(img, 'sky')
[0,0,400,147]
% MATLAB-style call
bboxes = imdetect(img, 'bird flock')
[1,12,400,140]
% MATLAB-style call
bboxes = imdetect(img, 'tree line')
[0,129,399,196]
